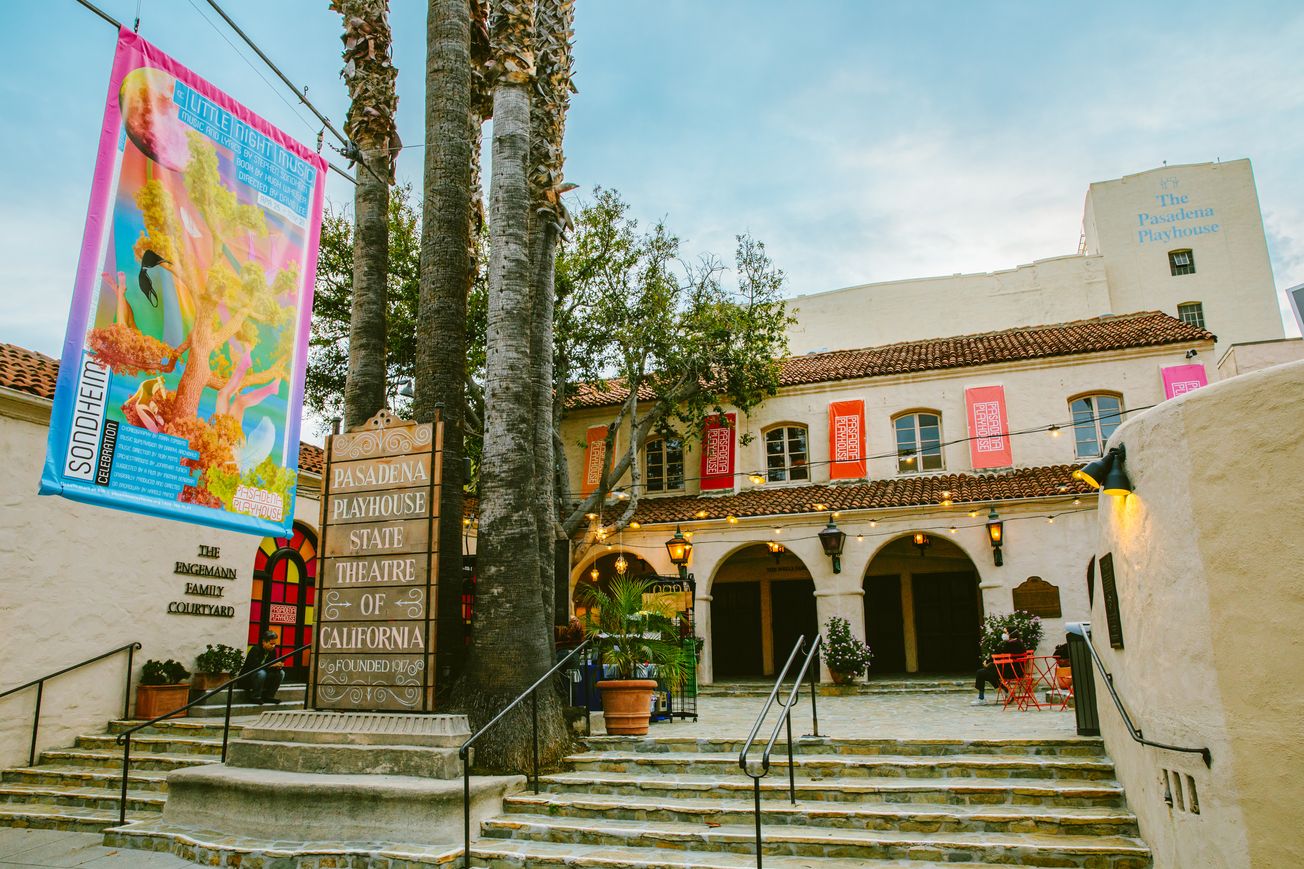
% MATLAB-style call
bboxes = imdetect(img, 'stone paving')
[0,828,191,867]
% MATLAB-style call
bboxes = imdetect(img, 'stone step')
[568,750,1119,782]
[700,678,971,697]
[0,782,165,813]
[37,748,218,773]
[2,765,172,794]
[480,813,1152,866]
[539,770,1128,808]
[187,696,307,718]
[503,790,1140,837]
[0,802,162,833]
[584,734,1106,758]
[107,717,257,738]
[76,733,224,757]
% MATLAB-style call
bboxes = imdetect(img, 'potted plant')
[978,610,1045,662]
[578,575,689,735]
[193,644,244,692]
[820,616,872,684]
[135,659,191,720]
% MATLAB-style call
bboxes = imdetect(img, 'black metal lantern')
[817,514,847,574]
[912,532,931,556]
[665,526,693,579]
[986,507,1004,566]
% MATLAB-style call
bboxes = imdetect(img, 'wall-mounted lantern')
[665,526,693,580]
[986,507,1004,566]
[817,514,847,574]
[912,532,931,557]
[766,540,786,564]
[1073,444,1133,495]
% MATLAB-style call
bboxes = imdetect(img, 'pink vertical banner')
[965,385,1013,469]
[828,399,866,479]
[39,28,326,536]
[700,412,736,490]
[1161,364,1208,399]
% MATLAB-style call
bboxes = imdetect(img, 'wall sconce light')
[986,508,1004,566]
[1073,444,1133,495]
[664,526,692,580]
[912,532,931,557]
[817,514,847,574]
[766,540,786,563]
[748,472,766,485]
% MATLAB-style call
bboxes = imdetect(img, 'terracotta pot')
[597,679,658,735]
[135,684,190,720]
[829,670,857,685]
[192,672,231,692]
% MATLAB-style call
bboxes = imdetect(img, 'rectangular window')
[765,426,809,482]
[1177,302,1205,329]
[1169,249,1195,276]
[645,438,683,493]
[1071,395,1123,458]
[895,413,943,473]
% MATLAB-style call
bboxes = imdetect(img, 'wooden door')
[770,579,817,668]
[711,582,763,678]
[911,571,980,673]
[864,575,906,673]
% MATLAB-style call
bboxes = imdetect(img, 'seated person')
[972,631,1026,706]
[239,630,285,705]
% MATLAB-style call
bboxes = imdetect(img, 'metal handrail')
[738,634,822,869]
[458,637,594,868]
[113,642,311,824]
[1070,623,1211,767]
[0,642,140,767]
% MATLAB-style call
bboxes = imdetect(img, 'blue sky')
[3,0,1301,358]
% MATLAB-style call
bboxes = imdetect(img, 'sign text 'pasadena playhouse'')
[310,411,442,713]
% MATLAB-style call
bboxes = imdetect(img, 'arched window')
[644,437,684,493]
[894,411,943,473]
[764,425,809,482]
[1070,393,1123,458]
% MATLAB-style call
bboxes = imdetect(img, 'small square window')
[1178,302,1205,329]
[1169,249,1195,276]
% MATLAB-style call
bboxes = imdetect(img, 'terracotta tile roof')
[569,311,1214,409]
[0,342,324,477]
[609,465,1091,525]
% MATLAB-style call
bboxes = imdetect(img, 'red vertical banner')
[965,385,1013,469]
[699,412,736,491]
[1161,363,1207,399]
[828,400,866,479]
[581,424,608,495]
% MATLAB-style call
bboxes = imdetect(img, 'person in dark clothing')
[972,631,1027,705]
[239,630,284,704]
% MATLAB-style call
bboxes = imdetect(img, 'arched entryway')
[710,544,817,679]
[249,523,317,682]
[863,534,981,674]
[572,550,659,617]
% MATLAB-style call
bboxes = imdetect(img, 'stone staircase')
[700,676,971,697]
[0,683,305,833]
[467,734,1152,868]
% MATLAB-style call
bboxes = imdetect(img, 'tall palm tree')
[331,0,399,429]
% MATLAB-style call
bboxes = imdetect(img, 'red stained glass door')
[249,524,317,682]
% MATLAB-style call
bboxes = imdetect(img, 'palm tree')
[330,0,399,429]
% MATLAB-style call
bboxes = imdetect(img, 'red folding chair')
[992,652,1039,711]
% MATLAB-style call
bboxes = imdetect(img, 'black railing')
[113,643,310,824]
[459,637,594,868]
[0,642,140,767]
[738,634,822,869]
[1072,623,1211,767]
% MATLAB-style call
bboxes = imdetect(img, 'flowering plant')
[820,616,873,678]
[979,611,1044,661]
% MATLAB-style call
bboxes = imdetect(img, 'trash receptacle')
[1065,624,1100,736]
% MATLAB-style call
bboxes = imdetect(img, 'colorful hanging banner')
[828,399,866,479]
[581,425,609,495]
[39,29,326,536]
[965,385,1013,469]
[1161,363,1208,399]
[700,412,736,491]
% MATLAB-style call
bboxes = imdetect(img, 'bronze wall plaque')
[311,409,442,712]
[1098,553,1124,649]
[1012,576,1063,618]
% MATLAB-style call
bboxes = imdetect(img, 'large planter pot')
[135,684,190,720]
[829,670,858,685]
[192,672,231,693]
[596,679,658,735]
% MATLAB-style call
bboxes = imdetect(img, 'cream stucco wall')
[1091,359,1304,868]
[1215,337,1304,379]
[1083,160,1284,355]
[785,254,1110,354]
[0,397,321,768]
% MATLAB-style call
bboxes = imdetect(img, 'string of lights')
[552,402,1153,501]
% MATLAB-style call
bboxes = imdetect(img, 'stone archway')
[862,534,982,674]
[571,550,658,618]
[709,544,817,679]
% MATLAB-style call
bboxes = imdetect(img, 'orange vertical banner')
[965,385,1013,469]
[699,412,736,491]
[828,399,866,479]
[581,424,608,495]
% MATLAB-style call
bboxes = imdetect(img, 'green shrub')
[820,616,872,677]
[979,611,1045,661]
[195,644,244,674]
[140,659,190,685]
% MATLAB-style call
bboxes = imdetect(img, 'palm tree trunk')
[332,0,398,429]
[414,0,479,697]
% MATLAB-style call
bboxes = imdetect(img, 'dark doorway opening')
[711,582,763,677]
[770,579,817,664]
[864,575,906,673]
[913,571,981,672]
